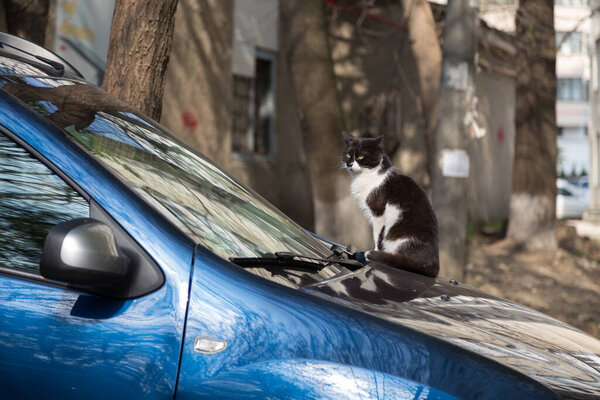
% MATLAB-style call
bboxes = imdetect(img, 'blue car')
[1,33,599,400]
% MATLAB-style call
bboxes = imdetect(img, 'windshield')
[0,74,333,264]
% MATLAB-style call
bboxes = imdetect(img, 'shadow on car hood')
[302,262,600,399]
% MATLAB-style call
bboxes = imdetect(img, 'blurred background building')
[39,0,600,245]
[555,0,590,179]
[586,0,600,220]
[481,0,594,220]
[480,0,591,179]
[54,0,114,85]
[47,0,519,249]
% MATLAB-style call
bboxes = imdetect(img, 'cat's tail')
[365,250,439,278]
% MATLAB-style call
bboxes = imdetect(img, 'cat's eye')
[346,153,351,158]
[357,155,364,160]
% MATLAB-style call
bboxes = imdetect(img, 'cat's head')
[342,131,384,174]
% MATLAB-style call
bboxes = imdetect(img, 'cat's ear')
[373,135,384,147]
[342,131,354,143]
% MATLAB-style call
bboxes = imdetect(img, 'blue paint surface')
[0,89,194,399]
[175,247,558,400]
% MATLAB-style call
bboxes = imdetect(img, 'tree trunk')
[0,2,7,33]
[431,0,478,279]
[398,0,441,186]
[103,0,179,121]
[4,0,54,47]
[507,0,557,248]
[280,0,348,240]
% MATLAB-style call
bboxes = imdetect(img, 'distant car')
[3,33,600,399]
[575,176,589,189]
[557,178,589,219]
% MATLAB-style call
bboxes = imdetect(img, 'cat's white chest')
[350,168,388,221]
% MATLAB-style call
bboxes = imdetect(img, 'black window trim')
[0,125,91,290]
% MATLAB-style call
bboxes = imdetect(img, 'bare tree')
[103,0,179,121]
[330,0,441,189]
[280,0,348,240]
[506,0,557,248]
[3,0,54,46]
[280,0,441,245]
[398,0,441,184]
[431,0,478,279]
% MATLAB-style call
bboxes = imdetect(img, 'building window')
[559,127,587,136]
[596,39,600,91]
[556,31,583,54]
[557,78,588,101]
[231,52,275,156]
[585,80,590,100]
[232,76,253,153]
[554,0,586,5]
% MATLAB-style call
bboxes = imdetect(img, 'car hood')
[302,263,600,399]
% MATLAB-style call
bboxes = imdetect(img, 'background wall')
[162,0,315,229]
[467,72,516,222]
[161,0,233,171]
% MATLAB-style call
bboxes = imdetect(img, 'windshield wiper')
[230,251,364,271]
[0,41,65,77]
[329,243,367,264]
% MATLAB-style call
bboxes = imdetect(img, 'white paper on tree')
[441,149,470,178]
[442,61,468,90]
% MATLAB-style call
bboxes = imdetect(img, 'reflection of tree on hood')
[2,81,136,131]
[310,263,435,305]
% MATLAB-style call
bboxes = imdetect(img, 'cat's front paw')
[365,250,373,260]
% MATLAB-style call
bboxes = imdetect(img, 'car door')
[0,131,186,399]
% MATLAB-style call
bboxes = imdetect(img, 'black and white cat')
[342,132,439,277]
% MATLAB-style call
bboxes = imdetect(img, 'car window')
[0,132,89,274]
[0,75,333,264]
[558,188,574,197]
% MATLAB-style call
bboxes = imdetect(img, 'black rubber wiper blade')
[278,251,365,269]
[230,253,324,272]
[230,251,364,271]
[0,41,65,76]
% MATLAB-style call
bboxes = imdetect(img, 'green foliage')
[570,165,578,178]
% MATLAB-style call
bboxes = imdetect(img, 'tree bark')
[507,0,557,248]
[280,0,348,240]
[0,2,8,34]
[431,0,478,279]
[398,0,441,186]
[103,0,179,121]
[4,0,53,47]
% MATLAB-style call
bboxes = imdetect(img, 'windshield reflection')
[0,76,332,271]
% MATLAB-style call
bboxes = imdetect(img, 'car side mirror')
[40,218,130,289]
